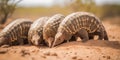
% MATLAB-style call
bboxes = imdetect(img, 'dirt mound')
[0,40,120,60]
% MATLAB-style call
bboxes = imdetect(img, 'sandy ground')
[0,21,120,60]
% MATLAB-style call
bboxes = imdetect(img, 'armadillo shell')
[28,17,49,44]
[43,14,65,40]
[0,18,32,42]
[58,12,102,34]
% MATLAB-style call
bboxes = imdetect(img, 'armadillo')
[28,17,49,46]
[43,14,65,47]
[52,12,109,47]
[0,18,32,46]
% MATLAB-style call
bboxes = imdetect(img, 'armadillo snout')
[45,37,54,48]
[0,37,8,46]
[31,34,41,45]
[52,32,64,47]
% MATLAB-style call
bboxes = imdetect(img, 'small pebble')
[41,55,46,58]
[51,53,58,56]
[107,56,111,59]
[0,49,8,54]
[44,52,50,56]
[72,56,77,59]
[1,45,10,48]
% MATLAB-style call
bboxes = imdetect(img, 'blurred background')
[0,0,120,27]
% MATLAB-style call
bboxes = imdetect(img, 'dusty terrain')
[0,20,120,60]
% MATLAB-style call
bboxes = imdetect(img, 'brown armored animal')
[0,19,32,46]
[52,12,109,47]
[28,17,49,46]
[43,14,65,47]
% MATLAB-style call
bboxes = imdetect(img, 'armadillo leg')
[88,33,94,40]
[89,35,94,40]
[103,31,109,40]
[98,31,104,40]
[69,36,76,41]
[28,40,32,45]
[75,28,89,42]
[18,38,24,45]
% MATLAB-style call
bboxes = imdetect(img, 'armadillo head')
[0,36,8,46]
[51,32,65,48]
[31,34,41,46]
